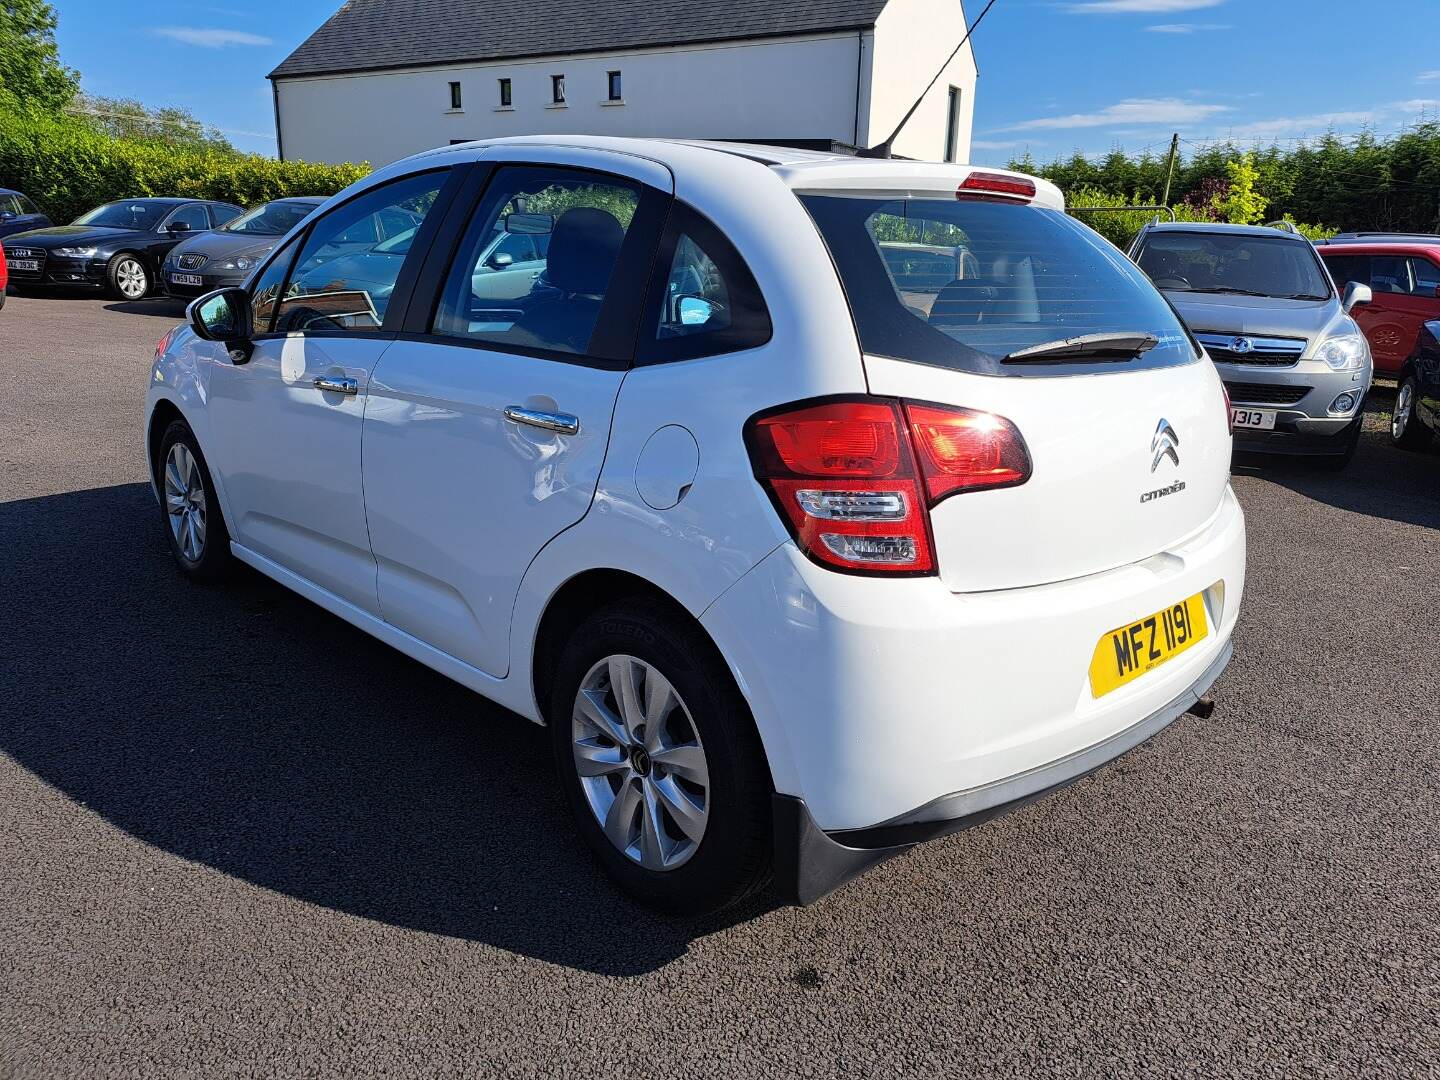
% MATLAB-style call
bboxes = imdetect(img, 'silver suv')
[1129,222,1374,470]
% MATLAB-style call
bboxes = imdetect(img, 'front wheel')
[156,419,232,581]
[1391,376,1431,450]
[549,601,772,915]
[108,253,150,300]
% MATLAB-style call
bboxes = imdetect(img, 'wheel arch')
[146,397,186,481]
[530,568,704,727]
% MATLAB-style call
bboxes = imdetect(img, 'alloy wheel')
[571,655,710,871]
[163,442,207,562]
[117,258,147,299]
[1392,382,1414,440]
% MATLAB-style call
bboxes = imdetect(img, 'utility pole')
[1160,132,1180,208]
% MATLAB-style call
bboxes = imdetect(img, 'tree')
[73,94,234,153]
[0,0,78,111]
[1211,153,1269,225]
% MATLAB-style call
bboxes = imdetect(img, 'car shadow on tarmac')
[0,482,766,976]
[104,297,190,318]
[1231,390,1439,532]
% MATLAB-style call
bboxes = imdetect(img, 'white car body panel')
[863,354,1233,592]
[145,135,1245,854]
[207,334,390,614]
[363,341,627,677]
[702,486,1244,830]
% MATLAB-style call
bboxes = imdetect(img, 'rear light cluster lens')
[957,171,1037,202]
[746,398,1031,575]
[1222,384,1233,435]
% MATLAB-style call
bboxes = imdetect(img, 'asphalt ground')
[1,289,1437,1079]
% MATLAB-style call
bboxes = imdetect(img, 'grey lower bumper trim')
[875,638,1234,832]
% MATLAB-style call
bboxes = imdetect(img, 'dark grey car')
[1130,222,1374,469]
[162,197,326,299]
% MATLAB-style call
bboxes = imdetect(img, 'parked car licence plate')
[11,258,40,271]
[170,273,205,287]
[1089,591,1209,697]
[1230,407,1276,430]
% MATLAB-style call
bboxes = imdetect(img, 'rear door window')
[801,194,1194,376]
[638,201,771,363]
[432,165,641,357]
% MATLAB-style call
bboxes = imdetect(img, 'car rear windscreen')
[799,194,1196,376]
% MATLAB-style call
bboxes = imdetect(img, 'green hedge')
[0,100,370,222]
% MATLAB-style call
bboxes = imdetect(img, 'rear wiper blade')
[1003,332,1159,364]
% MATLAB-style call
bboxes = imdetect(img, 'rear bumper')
[702,483,1245,835]
[773,640,1232,904]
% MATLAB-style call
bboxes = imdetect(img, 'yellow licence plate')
[1089,592,1209,697]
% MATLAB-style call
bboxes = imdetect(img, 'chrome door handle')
[504,405,580,436]
[313,375,358,395]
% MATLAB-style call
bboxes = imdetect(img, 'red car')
[1317,238,1440,376]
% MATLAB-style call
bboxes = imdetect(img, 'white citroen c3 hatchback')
[146,136,1245,913]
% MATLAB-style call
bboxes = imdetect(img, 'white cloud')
[1418,71,1440,83]
[153,27,273,47]
[1146,22,1232,31]
[970,140,1026,151]
[1201,100,1440,141]
[998,97,1230,132]
[1066,0,1225,13]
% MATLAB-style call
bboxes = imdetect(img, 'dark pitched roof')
[270,0,890,79]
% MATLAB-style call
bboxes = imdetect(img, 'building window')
[607,70,622,101]
[551,74,565,104]
[498,78,512,107]
[449,81,463,110]
[944,87,961,163]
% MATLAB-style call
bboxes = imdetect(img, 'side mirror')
[168,221,191,234]
[1342,281,1373,313]
[489,252,514,269]
[677,295,718,327]
[188,287,254,362]
[0,210,12,221]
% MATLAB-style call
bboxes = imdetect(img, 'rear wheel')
[156,419,232,581]
[108,253,150,300]
[549,600,772,915]
[1391,376,1431,450]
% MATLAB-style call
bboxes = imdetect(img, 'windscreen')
[222,200,318,236]
[72,201,167,231]
[801,195,1196,375]
[1136,231,1331,300]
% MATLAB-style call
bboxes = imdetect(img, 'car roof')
[270,196,327,204]
[1142,221,1313,242]
[397,135,1067,210]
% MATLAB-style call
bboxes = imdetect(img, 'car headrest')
[545,207,624,295]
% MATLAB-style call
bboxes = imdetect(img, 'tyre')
[549,600,772,915]
[156,419,232,581]
[1390,376,1431,451]
[107,253,150,300]
[1316,410,1364,472]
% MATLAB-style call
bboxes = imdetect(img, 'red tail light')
[1221,384,1233,435]
[745,397,1031,576]
[957,171,1037,202]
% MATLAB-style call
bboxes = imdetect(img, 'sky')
[50,0,1440,163]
